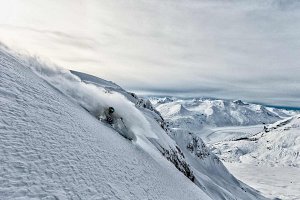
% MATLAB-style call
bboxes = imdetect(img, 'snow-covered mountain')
[150,97,297,132]
[150,97,300,199]
[213,115,300,167]
[0,45,267,199]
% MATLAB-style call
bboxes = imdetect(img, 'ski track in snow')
[0,50,210,199]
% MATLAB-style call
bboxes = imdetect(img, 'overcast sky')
[0,0,300,107]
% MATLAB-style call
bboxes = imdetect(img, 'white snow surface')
[0,46,210,199]
[27,58,157,140]
[0,46,269,200]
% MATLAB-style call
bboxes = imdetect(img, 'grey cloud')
[0,0,299,107]
[0,24,94,42]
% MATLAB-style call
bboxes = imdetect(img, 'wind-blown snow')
[23,55,157,140]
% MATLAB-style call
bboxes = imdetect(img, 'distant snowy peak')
[158,103,191,117]
[150,97,297,127]
[233,99,249,106]
[149,96,176,105]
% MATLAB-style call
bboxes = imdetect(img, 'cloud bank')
[0,0,299,107]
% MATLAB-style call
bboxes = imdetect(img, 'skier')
[263,125,268,133]
[104,107,115,125]
[100,106,136,141]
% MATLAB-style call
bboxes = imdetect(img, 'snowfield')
[0,46,268,199]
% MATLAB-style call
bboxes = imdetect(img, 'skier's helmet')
[108,107,115,114]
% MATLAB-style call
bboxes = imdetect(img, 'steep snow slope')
[0,46,269,200]
[0,47,212,199]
